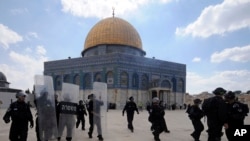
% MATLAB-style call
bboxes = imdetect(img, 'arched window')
[161,80,171,88]
[132,73,139,88]
[55,75,62,90]
[83,73,91,89]
[141,74,148,90]
[73,74,80,85]
[120,71,128,88]
[94,72,102,82]
[63,74,70,83]
[177,78,184,92]
[171,78,177,92]
[106,71,113,88]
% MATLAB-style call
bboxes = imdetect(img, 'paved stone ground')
[0,108,249,141]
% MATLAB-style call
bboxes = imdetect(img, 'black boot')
[66,137,72,141]
[97,135,104,141]
[57,137,61,141]
[88,132,92,138]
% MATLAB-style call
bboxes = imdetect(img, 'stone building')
[44,16,186,109]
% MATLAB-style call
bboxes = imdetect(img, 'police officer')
[76,100,87,130]
[3,91,34,141]
[122,96,139,132]
[202,87,228,141]
[188,98,204,141]
[87,94,104,141]
[224,91,249,141]
[148,97,165,141]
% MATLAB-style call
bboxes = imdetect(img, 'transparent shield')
[58,83,79,140]
[34,75,58,140]
[93,82,107,136]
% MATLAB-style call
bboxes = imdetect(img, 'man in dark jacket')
[202,87,228,141]
[224,91,249,141]
[76,100,87,130]
[122,96,139,132]
[3,91,34,141]
[188,98,204,141]
[148,97,165,141]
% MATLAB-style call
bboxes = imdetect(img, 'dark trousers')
[76,116,85,129]
[152,121,164,140]
[127,113,134,130]
[9,122,28,141]
[207,124,223,141]
[191,119,204,141]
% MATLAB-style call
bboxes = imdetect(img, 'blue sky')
[0,0,250,94]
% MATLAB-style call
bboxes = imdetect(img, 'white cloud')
[0,46,48,90]
[187,70,250,94]
[60,0,173,18]
[25,32,39,41]
[176,0,250,38]
[211,44,250,63]
[61,0,148,18]
[10,8,29,15]
[0,24,23,49]
[36,45,47,56]
[192,57,201,62]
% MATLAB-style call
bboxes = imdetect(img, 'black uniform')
[188,105,204,141]
[76,101,87,130]
[122,100,139,132]
[87,95,104,141]
[202,96,228,141]
[148,104,165,141]
[3,101,34,141]
[225,101,249,141]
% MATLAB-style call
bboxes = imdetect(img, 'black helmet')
[193,98,202,104]
[213,87,226,95]
[224,91,235,100]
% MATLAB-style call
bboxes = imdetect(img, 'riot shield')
[34,75,58,141]
[93,82,107,136]
[58,83,79,140]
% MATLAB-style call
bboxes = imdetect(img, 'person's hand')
[223,123,229,129]
[4,118,10,124]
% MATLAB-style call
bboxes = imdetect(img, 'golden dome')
[84,17,142,50]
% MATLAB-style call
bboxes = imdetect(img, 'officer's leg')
[76,116,80,128]
[82,116,85,130]
[88,117,94,138]
[9,124,18,141]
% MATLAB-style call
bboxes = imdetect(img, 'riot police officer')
[188,98,204,141]
[3,91,34,141]
[224,91,249,141]
[202,87,228,141]
[122,96,139,132]
[76,100,87,130]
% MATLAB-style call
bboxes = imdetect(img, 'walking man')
[122,96,139,132]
